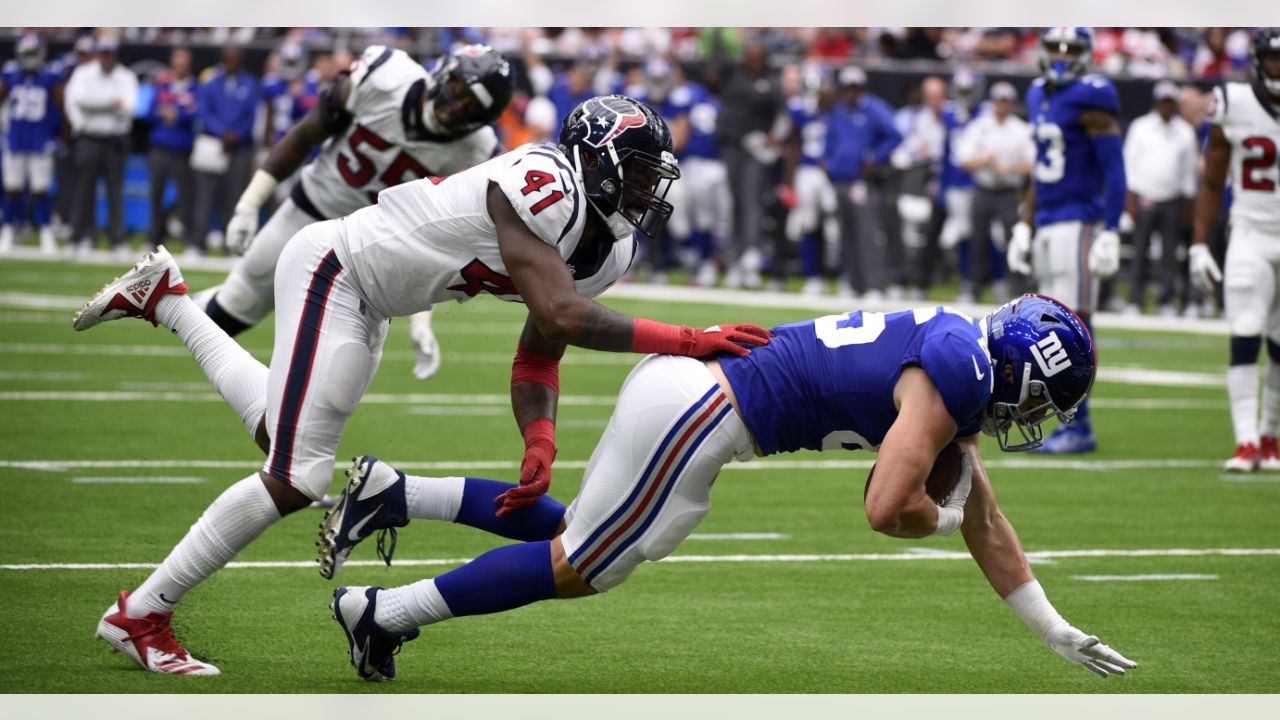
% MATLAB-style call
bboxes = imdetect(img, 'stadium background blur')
[0,26,1261,316]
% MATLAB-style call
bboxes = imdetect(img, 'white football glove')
[1088,229,1121,279]
[225,206,260,256]
[1043,622,1137,678]
[1007,222,1033,275]
[1189,243,1222,294]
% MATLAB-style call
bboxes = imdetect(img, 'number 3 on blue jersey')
[1034,122,1066,183]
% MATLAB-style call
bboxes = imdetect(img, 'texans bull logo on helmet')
[581,96,650,148]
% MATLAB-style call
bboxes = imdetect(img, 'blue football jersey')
[2,62,60,153]
[261,74,319,143]
[786,95,828,167]
[677,83,720,160]
[1027,74,1119,227]
[719,307,993,456]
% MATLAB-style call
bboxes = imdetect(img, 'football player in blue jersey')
[1006,27,1127,455]
[323,294,1136,683]
[261,41,320,150]
[0,33,62,255]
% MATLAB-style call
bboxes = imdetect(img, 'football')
[865,441,968,505]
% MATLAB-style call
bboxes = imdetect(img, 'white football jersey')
[297,45,500,220]
[1209,82,1280,231]
[332,143,637,318]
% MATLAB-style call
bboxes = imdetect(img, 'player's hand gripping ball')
[865,441,969,505]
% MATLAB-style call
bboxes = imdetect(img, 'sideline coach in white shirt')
[64,35,137,254]
[1122,80,1199,314]
[954,81,1034,302]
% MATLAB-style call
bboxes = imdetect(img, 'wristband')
[631,318,693,355]
[511,344,560,393]
[236,169,279,213]
[930,505,963,536]
[1004,579,1067,639]
[521,416,556,451]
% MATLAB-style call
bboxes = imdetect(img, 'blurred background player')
[0,33,60,255]
[323,297,1135,684]
[1122,80,1199,317]
[190,46,260,256]
[954,80,1034,304]
[195,44,513,384]
[937,67,982,299]
[1006,27,1128,454]
[781,67,837,296]
[64,35,137,257]
[145,47,197,252]
[261,41,319,154]
[1188,29,1280,472]
[667,61,731,288]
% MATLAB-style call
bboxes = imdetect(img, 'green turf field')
[1,256,1277,694]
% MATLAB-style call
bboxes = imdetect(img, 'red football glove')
[495,417,557,517]
[777,183,799,210]
[632,318,773,358]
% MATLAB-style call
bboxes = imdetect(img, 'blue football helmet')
[559,94,680,240]
[1038,26,1095,86]
[16,33,46,73]
[981,294,1097,452]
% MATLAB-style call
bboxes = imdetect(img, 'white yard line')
[1,548,1276,572]
[687,533,790,540]
[70,476,206,484]
[0,457,1231,473]
[0,370,87,381]
[1218,474,1280,482]
[1071,574,1220,582]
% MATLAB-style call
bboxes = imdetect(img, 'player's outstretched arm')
[490,183,772,357]
[494,314,566,516]
[958,436,1137,678]
[225,75,354,254]
[1189,124,1231,292]
[1080,109,1127,278]
[865,368,959,538]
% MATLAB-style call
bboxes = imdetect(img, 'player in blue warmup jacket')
[1006,27,1128,454]
[322,294,1137,684]
[0,34,62,254]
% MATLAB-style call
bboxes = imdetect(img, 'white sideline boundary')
[1071,574,1220,582]
[0,457,1234,472]
[2,547,1277,571]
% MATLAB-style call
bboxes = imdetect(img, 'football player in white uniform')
[1189,29,1280,472]
[72,95,771,676]
[201,43,513,382]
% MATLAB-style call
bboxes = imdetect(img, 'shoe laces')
[375,528,398,567]
[122,613,188,659]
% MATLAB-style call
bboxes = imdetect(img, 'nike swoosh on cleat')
[972,355,985,380]
[348,504,384,542]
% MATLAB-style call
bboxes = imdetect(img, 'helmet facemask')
[1038,29,1092,85]
[981,363,1079,452]
[571,142,679,241]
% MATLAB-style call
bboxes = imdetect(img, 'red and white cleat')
[72,244,188,331]
[1223,443,1260,473]
[1259,436,1280,471]
[95,590,220,676]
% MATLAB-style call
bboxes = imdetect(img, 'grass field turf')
[1,257,1277,693]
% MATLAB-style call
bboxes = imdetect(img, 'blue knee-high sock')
[3,195,22,226]
[690,230,713,261]
[434,540,557,617]
[454,477,565,541]
[33,194,51,227]
[1076,317,1093,427]
[799,233,820,278]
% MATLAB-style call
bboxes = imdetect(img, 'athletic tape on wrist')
[237,169,279,212]
[511,344,560,393]
[1004,579,1067,639]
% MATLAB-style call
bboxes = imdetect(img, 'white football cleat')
[1259,437,1280,471]
[95,590,220,676]
[1223,443,1260,472]
[410,321,442,381]
[72,244,188,331]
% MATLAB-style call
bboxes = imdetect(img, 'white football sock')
[1227,364,1260,446]
[154,294,268,438]
[126,475,281,617]
[374,579,453,632]
[404,474,465,521]
[1260,360,1280,438]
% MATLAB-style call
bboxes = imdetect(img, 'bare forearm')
[1192,179,1222,247]
[962,511,1035,598]
[532,295,635,352]
[511,382,557,429]
[261,121,329,181]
